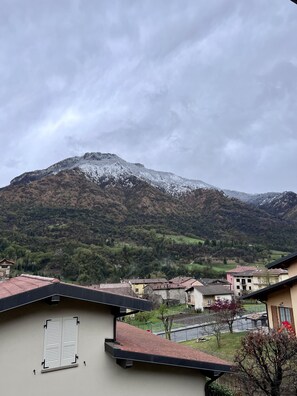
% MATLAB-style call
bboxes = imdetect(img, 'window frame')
[42,316,79,373]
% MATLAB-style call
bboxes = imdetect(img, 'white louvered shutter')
[44,318,62,369]
[60,317,78,367]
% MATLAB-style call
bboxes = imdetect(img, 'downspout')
[204,372,224,396]
[112,309,141,341]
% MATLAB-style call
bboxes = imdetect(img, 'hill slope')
[1,152,297,283]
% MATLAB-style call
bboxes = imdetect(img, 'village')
[1,253,297,395]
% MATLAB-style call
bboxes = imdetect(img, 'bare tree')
[158,303,173,340]
[234,329,297,396]
[202,314,227,348]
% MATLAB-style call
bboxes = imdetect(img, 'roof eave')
[266,252,297,270]
[105,341,233,378]
[0,283,152,313]
[241,274,297,301]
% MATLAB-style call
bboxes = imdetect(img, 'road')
[155,315,265,342]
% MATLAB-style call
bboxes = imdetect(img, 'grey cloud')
[0,0,297,193]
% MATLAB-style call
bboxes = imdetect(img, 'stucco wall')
[267,289,292,329]
[0,298,205,396]
[288,261,297,277]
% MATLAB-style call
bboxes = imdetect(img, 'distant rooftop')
[0,274,151,313]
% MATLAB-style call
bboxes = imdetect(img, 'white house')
[0,274,232,396]
[186,285,234,311]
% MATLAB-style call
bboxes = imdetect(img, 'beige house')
[186,285,234,312]
[242,252,297,332]
[0,274,232,396]
[126,278,167,296]
[144,282,186,305]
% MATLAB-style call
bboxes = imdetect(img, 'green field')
[187,262,237,273]
[156,233,204,245]
[182,331,246,362]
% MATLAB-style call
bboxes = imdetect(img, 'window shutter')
[60,317,78,366]
[289,308,295,331]
[271,305,279,330]
[44,318,62,369]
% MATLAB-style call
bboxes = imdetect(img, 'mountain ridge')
[9,152,297,220]
[1,152,297,283]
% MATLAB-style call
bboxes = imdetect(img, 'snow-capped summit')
[10,152,214,195]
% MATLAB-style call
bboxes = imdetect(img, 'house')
[226,266,257,294]
[186,285,234,311]
[143,282,186,306]
[0,274,232,396]
[170,276,203,289]
[241,252,297,332]
[126,278,167,296]
[90,282,138,298]
[199,278,231,288]
[231,268,288,297]
[0,258,14,280]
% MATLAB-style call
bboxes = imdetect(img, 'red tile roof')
[0,274,151,312]
[0,274,60,298]
[227,266,257,274]
[116,321,232,368]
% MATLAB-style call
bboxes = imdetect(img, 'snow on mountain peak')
[10,152,214,195]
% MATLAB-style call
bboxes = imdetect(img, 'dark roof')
[105,321,233,378]
[187,285,233,296]
[0,275,151,313]
[0,258,15,266]
[241,274,297,301]
[232,270,255,277]
[144,283,185,291]
[266,251,297,270]
[127,278,167,284]
[199,278,230,286]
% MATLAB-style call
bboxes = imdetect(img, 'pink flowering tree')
[208,298,244,334]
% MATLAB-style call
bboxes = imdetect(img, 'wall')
[267,289,292,330]
[288,261,297,277]
[0,298,205,396]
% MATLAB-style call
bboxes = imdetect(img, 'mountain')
[10,152,213,195]
[1,152,297,283]
[11,152,297,220]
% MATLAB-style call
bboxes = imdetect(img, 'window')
[42,317,79,371]
[135,288,139,293]
[279,307,292,324]
[236,279,240,282]
[236,286,240,289]
[271,306,295,330]
[247,279,252,283]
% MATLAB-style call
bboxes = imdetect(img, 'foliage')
[234,330,297,396]
[209,299,244,333]
[158,304,174,340]
[207,382,234,396]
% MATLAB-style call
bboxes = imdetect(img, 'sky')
[1,0,297,193]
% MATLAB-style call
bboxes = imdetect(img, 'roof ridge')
[19,274,60,283]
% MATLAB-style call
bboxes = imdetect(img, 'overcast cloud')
[1,0,297,193]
